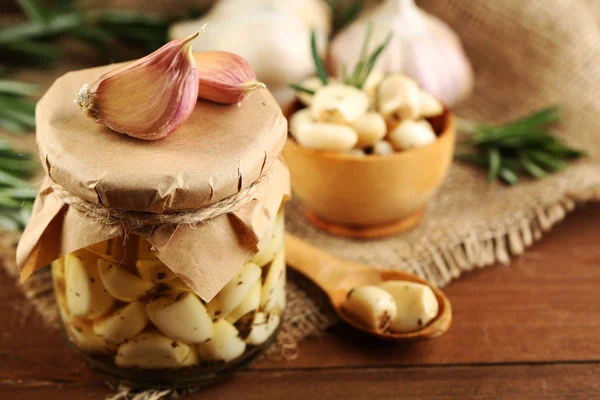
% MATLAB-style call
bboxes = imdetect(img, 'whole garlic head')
[329,0,473,106]
[169,0,331,107]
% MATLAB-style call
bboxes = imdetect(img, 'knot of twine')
[49,175,268,229]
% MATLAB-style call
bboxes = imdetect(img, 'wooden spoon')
[285,233,452,341]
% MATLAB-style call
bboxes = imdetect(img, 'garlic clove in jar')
[206,262,262,319]
[247,312,281,346]
[75,32,200,141]
[97,259,154,302]
[379,281,439,333]
[93,302,148,344]
[311,84,369,124]
[64,252,115,319]
[377,74,421,125]
[193,51,266,105]
[52,257,65,283]
[389,119,436,150]
[135,260,177,284]
[196,320,246,362]
[295,123,358,152]
[115,330,193,369]
[419,90,444,117]
[342,285,397,331]
[373,140,395,156]
[351,112,388,148]
[251,209,285,267]
[66,318,117,355]
[261,249,286,312]
[289,108,314,141]
[146,291,213,344]
[226,280,261,324]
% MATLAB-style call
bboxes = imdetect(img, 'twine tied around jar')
[48,173,269,229]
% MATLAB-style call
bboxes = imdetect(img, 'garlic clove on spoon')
[75,32,201,141]
[193,51,266,105]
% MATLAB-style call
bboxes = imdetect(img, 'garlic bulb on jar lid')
[169,0,331,107]
[329,0,473,106]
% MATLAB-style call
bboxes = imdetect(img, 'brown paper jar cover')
[17,64,290,301]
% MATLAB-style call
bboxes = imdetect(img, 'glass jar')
[50,208,285,387]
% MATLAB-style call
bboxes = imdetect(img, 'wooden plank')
[1,205,600,391]
[1,363,599,400]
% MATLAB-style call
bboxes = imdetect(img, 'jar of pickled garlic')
[17,64,289,387]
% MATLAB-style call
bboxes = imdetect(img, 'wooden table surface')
[1,204,599,400]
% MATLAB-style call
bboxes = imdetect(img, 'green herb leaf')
[311,30,328,86]
[456,106,582,185]
[487,148,501,182]
[0,80,39,96]
[289,84,316,95]
[17,0,50,25]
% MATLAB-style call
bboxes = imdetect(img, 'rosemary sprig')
[0,141,37,231]
[291,26,393,94]
[0,79,38,135]
[456,106,583,185]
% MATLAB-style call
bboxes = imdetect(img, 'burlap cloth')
[2,0,600,374]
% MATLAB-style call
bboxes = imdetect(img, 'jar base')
[304,209,424,239]
[63,325,281,389]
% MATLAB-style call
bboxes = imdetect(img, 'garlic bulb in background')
[169,0,331,107]
[329,0,473,106]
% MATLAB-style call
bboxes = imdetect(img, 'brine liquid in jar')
[51,208,286,387]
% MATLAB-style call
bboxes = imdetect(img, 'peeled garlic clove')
[389,119,436,150]
[311,84,369,124]
[75,32,200,141]
[272,278,287,316]
[289,108,314,141]
[419,90,444,117]
[93,302,148,344]
[346,149,366,157]
[226,280,261,324]
[378,74,421,125]
[295,122,358,152]
[295,76,338,106]
[98,259,154,302]
[343,286,397,331]
[247,312,280,346]
[66,319,116,354]
[362,70,385,106]
[136,260,177,284]
[206,262,262,319]
[147,291,213,344]
[115,330,193,369]
[52,257,65,283]
[196,319,246,362]
[193,51,265,105]
[379,281,439,333]
[65,252,115,319]
[351,112,388,148]
[261,249,286,312]
[373,140,395,156]
[251,209,285,267]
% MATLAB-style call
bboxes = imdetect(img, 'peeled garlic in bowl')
[311,84,369,124]
[389,120,437,150]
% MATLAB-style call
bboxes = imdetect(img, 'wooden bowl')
[282,103,456,238]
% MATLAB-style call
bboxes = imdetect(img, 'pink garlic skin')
[81,33,199,141]
[193,51,266,105]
